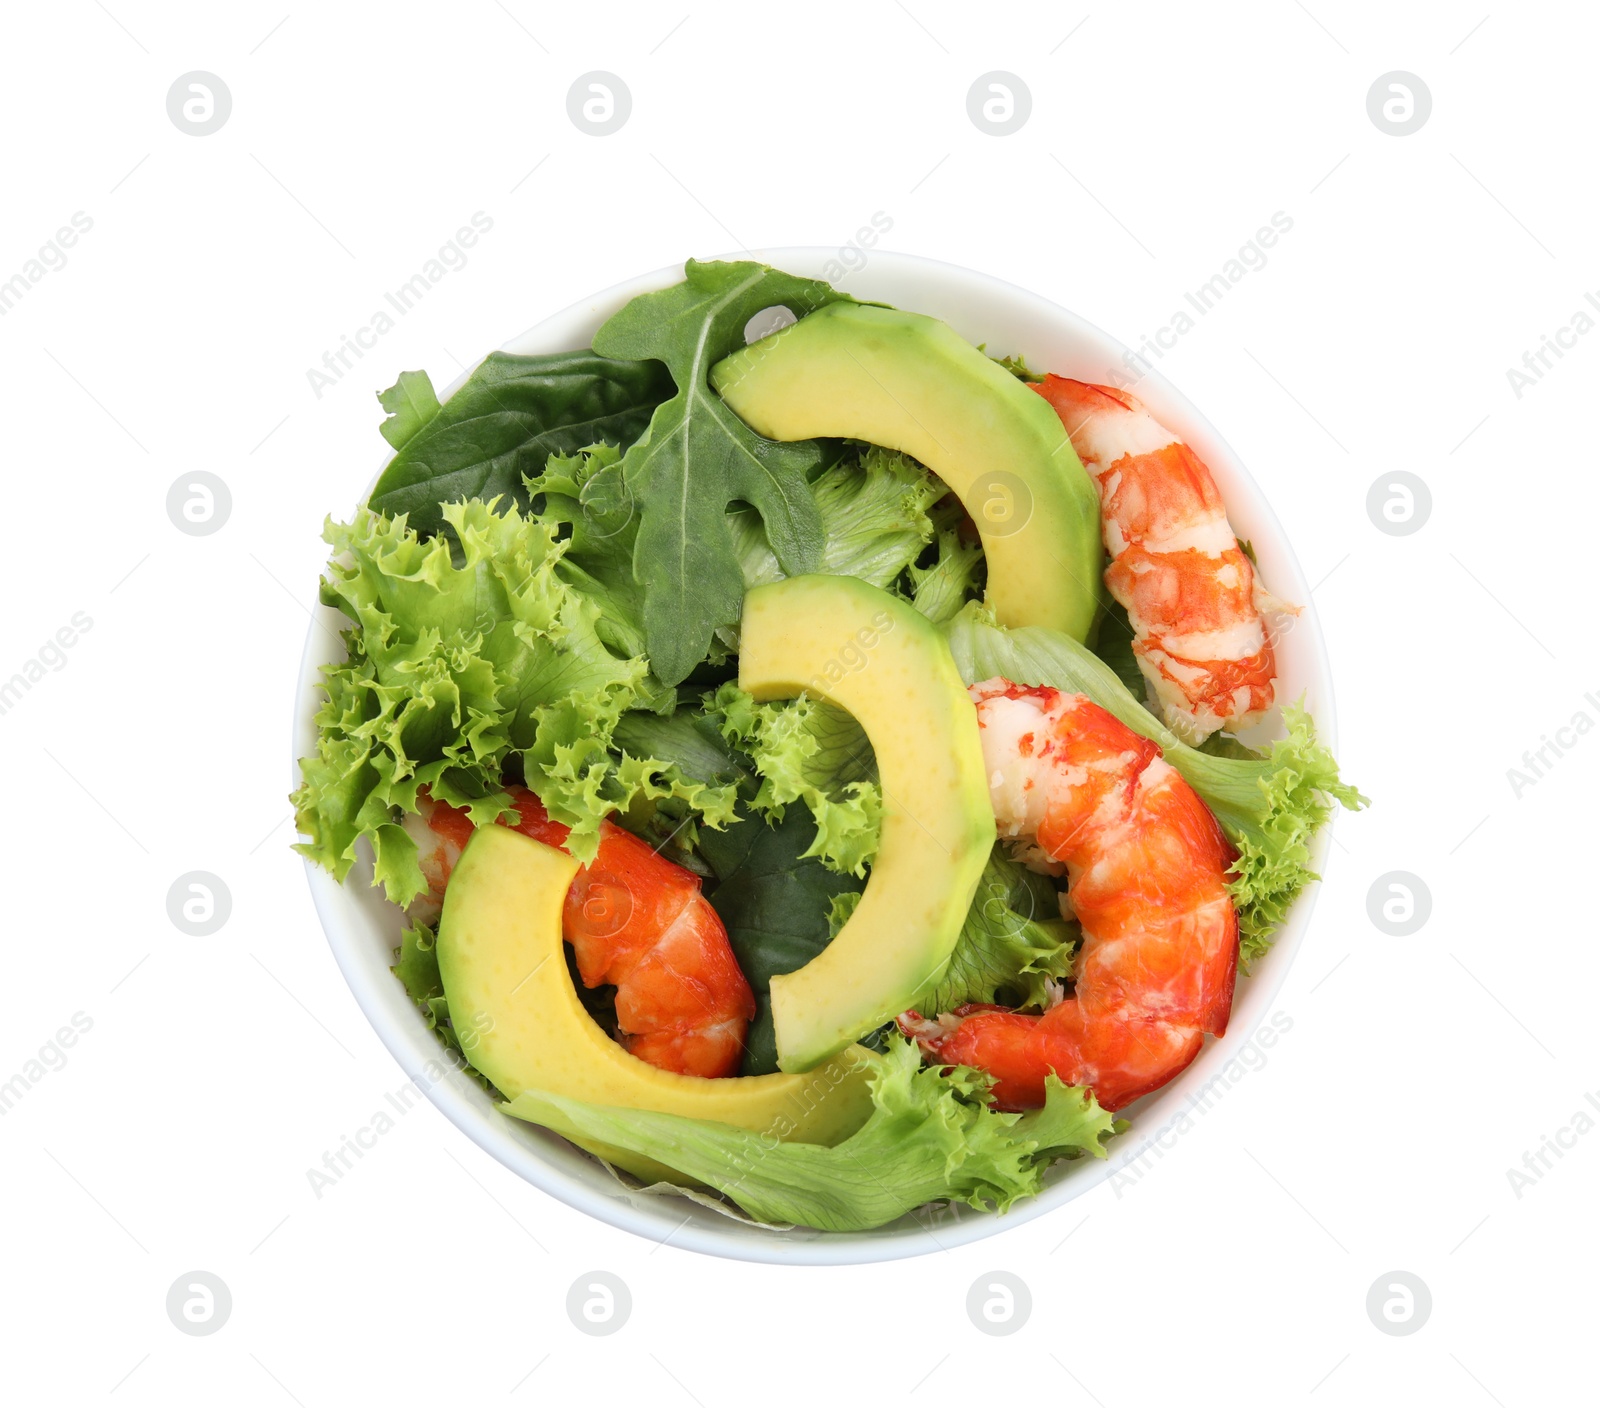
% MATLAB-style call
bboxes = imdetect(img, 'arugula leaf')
[915,845,1076,1013]
[377,370,443,450]
[943,604,1366,960]
[700,805,864,1077]
[710,683,881,876]
[502,1036,1117,1232]
[591,259,851,685]
[367,351,672,537]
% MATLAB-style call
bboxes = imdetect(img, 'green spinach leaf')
[701,805,863,1077]
[367,351,672,536]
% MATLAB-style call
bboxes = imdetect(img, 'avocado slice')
[711,301,1102,642]
[436,825,875,1182]
[739,575,994,1072]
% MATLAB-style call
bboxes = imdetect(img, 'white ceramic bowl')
[294,249,1339,1264]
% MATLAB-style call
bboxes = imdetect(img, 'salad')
[293,258,1363,1233]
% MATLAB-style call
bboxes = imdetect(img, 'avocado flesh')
[436,825,876,1183]
[738,575,994,1072]
[711,300,1102,642]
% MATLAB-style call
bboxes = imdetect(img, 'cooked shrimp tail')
[900,680,1238,1110]
[405,786,755,1078]
[1033,376,1288,742]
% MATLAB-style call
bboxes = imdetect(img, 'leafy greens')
[711,684,882,877]
[295,254,1362,1236]
[700,804,865,1077]
[728,445,945,598]
[504,1036,1117,1231]
[291,498,739,897]
[590,259,852,685]
[376,370,442,451]
[367,352,672,536]
[913,845,1076,1012]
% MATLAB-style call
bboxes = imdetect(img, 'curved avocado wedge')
[711,301,1102,642]
[739,575,994,1072]
[436,825,875,1183]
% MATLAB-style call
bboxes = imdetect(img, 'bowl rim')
[293,247,1340,1265]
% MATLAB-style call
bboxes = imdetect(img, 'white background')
[2,1,1592,1403]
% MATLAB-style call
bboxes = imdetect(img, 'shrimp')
[899,680,1238,1110]
[1032,375,1290,743]
[403,786,755,1079]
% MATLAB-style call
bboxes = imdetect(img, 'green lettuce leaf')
[728,444,944,597]
[291,498,737,899]
[591,259,850,685]
[501,1036,1117,1232]
[985,347,1042,382]
[391,923,495,1090]
[825,889,861,938]
[701,804,863,1076]
[525,442,653,667]
[522,695,742,869]
[916,845,1076,1013]
[711,683,881,876]
[909,504,986,625]
[377,370,443,450]
[393,921,443,1003]
[604,708,754,871]
[367,351,672,537]
[610,708,756,795]
[944,604,1366,962]
[828,849,1073,1014]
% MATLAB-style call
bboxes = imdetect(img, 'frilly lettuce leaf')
[525,443,654,672]
[611,708,754,794]
[825,889,862,938]
[943,603,1366,961]
[390,922,495,1090]
[985,347,1043,382]
[710,683,882,876]
[827,847,1075,1015]
[292,497,738,902]
[501,1035,1117,1232]
[916,846,1077,1013]
[392,921,443,1003]
[909,501,986,626]
[728,444,944,596]
[376,370,442,451]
